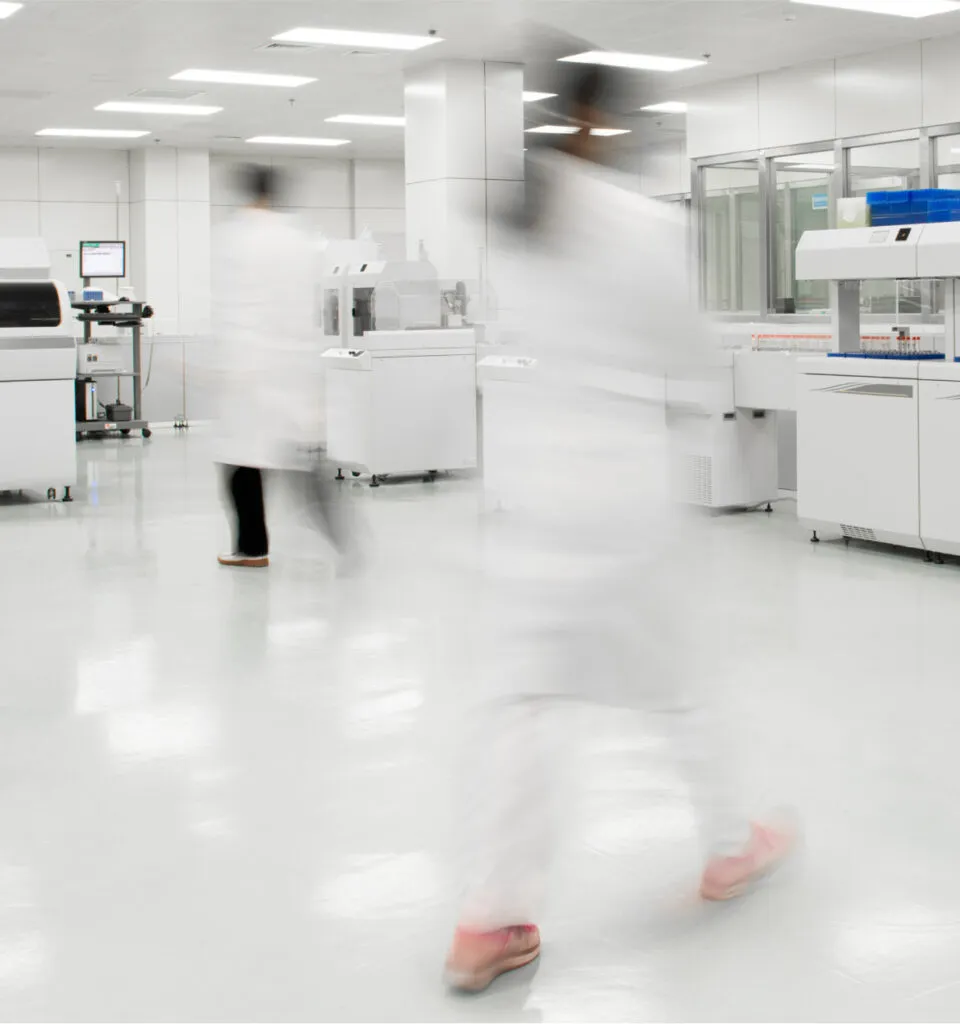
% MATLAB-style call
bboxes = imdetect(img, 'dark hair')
[240,164,280,204]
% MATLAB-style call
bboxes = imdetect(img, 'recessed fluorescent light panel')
[171,69,315,88]
[525,125,631,136]
[246,136,350,147]
[0,2,22,18]
[36,128,150,138]
[641,101,688,114]
[325,114,405,126]
[523,91,557,102]
[525,125,579,134]
[791,0,960,15]
[96,101,223,116]
[560,51,707,72]
[272,27,443,50]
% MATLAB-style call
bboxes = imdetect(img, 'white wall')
[680,32,960,163]
[0,147,130,292]
[639,138,689,197]
[210,156,406,259]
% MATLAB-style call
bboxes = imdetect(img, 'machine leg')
[46,487,56,501]
[925,550,934,563]
[811,531,820,543]
[173,415,189,431]
[765,503,773,513]
[61,486,73,503]
[335,468,345,481]
[370,475,381,488]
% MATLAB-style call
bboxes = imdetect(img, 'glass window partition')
[935,134,960,188]
[701,163,760,313]
[848,138,921,317]
[772,152,834,314]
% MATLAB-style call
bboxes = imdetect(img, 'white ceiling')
[2,0,960,158]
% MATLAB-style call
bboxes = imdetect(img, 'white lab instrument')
[319,237,380,344]
[671,353,780,510]
[796,221,960,554]
[346,261,440,339]
[323,328,478,485]
[0,270,77,498]
[477,348,780,512]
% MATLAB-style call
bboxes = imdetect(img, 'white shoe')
[217,552,269,568]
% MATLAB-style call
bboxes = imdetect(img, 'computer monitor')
[79,240,125,279]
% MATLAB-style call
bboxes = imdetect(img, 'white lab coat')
[211,207,321,470]
[459,154,745,929]
[474,151,716,708]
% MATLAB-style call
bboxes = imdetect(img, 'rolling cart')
[73,299,153,440]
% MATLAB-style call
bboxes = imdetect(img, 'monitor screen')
[80,240,125,279]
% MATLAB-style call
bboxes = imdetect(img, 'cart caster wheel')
[335,468,345,481]
[46,488,55,501]
[61,486,73,503]
[811,531,820,543]
[142,428,152,439]
[370,475,381,488]
[121,428,131,436]
[352,471,361,478]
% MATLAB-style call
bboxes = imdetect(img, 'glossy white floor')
[0,431,958,1023]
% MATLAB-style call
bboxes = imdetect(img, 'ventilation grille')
[257,41,318,52]
[0,89,51,101]
[841,524,877,542]
[130,87,205,101]
[681,454,713,507]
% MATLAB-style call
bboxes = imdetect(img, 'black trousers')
[226,466,268,557]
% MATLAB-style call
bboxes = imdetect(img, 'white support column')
[404,60,524,321]
[129,148,211,338]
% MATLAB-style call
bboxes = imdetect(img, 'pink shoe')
[700,821,797,901]
[444,924,541,992]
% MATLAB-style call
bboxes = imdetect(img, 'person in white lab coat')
[444,63,797,992]
[211,165,321,568]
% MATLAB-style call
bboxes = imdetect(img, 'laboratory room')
[6,0,960,1020]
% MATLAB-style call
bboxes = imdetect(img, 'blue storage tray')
[871,211,924,225]
[827,352,945,360]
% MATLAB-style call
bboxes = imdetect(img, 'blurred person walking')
[212,165,340,568]
[445,61,797,993]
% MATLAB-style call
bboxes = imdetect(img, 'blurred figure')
[211,165,330,568]
[444,63,796,992]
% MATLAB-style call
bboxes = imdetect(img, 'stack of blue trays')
[867,189,960,225]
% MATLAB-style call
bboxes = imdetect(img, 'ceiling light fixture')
[96,101,223,116]
[641,101,689,114]
[525,125,631,136]
[36,128,150,139]
[171,69,316,88]
[246,135,350,147]
[560,51,707,72]
[272,27,443,50]
[790,0,960,16]
[523,91,557,103]
[525,125,580,135]
[0,2,22,18]
[325,114,405,126]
